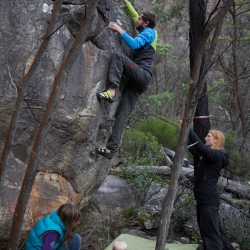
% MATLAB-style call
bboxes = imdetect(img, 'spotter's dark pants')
[196,202,222,250]
[106,52,151,151]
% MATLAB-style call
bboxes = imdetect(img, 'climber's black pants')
[106,52,151,151]
[196,202,222,250]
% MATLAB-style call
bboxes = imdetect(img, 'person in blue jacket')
[95,0,157,160]
[25,203,82,250]
[179,120,229,250]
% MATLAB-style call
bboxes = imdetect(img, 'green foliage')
[209,78,225,89]
[207,78,226,103]
[167,0,188,19]
[156,42,178,66]
[218,35,231,42]
[241,228,250,250]
[210,78,224,91]
[76,205,92,232]
[121,164,164,206]
[135,117,179,150]
[120,127,167,205]
[120,128,162,165]
[147,91,173,108]
[156,42,174,54]
[168,228,176,242]
[168,0,188,30]
[144,91,174,118]
[151,0,168,23]
[121,205,138,219]
[152,0,188,28]
[221,205,250,250]
[192,233,201,244]
[224,132,249,176]
[182,83,189,95]
[241,29,250,41]
[173,192,196,226]
[79,203,127,250]
[138,211,153,223]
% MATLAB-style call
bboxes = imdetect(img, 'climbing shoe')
[96,90,115,103]
[95,148,114,160]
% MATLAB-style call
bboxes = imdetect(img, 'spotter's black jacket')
[188,129,229,207]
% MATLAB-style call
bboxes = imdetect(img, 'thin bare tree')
[229,1,247,139]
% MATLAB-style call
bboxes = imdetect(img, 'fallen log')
[110,166,250,199]
[110,165,194,177]
[218,177,250,199]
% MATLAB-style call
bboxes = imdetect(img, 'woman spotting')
[179,120,229,250]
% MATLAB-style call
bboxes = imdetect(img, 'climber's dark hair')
[141,11,156,28]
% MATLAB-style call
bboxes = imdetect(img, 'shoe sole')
[95,148,114,160]
[96,92,114,103]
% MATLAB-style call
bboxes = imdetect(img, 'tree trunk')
[230,2,247,140]
[189,0,210,168]
[6,1,98,249]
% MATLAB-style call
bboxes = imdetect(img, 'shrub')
[147,91,174,108]
[121,164,164,206]
[79,202,127,250]
[220,204,250,250]
[173,191,196,226]
[120,129,162,165]
[224,132,249,176]
[119,128,168,206]
[135,117,179,150]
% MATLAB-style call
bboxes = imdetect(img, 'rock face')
[0,0,135,243]
[91,175,132,207]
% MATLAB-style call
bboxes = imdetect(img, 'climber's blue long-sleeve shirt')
[121,28,156,50]
[120,2,157,75]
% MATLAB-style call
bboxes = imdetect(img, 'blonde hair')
[58,203,82,243]
[209,130,225,150]
[113,240,127,250]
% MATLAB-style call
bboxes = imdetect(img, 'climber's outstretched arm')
[108,22,125,35]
